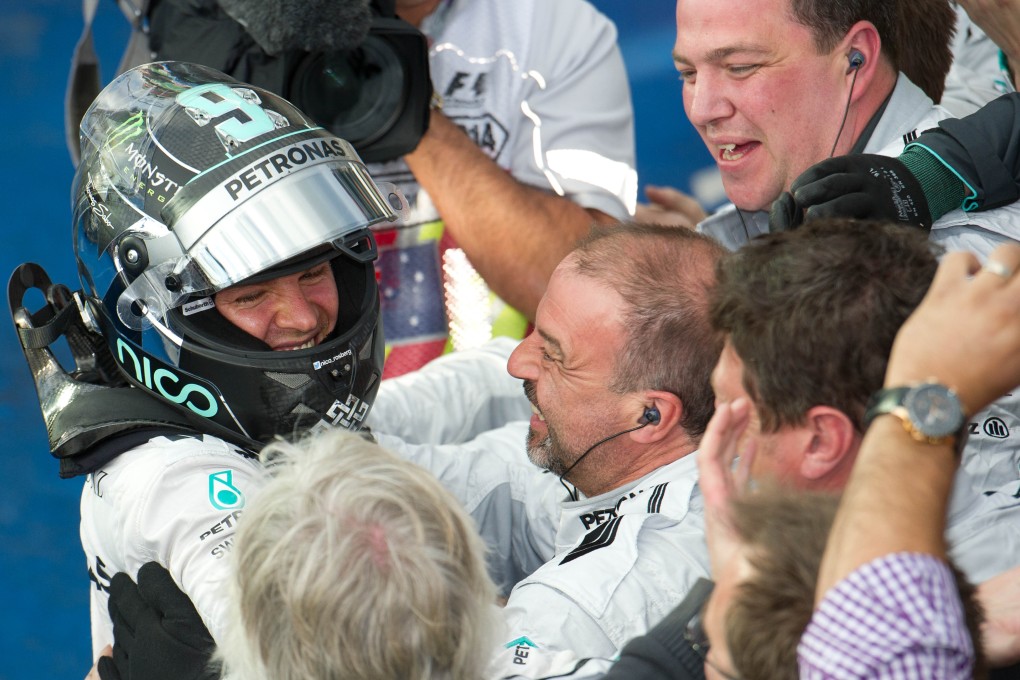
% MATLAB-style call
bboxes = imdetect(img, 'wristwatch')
[863,382,966,446]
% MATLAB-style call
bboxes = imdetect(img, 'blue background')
[0,2,715,676]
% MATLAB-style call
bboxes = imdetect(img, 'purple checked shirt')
[798,552,974,679]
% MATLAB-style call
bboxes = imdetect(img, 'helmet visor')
[116,156,397,331]
[176,158,393,290]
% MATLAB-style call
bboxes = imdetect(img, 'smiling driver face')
[215,261,340,351]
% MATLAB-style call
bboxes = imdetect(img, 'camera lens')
[292,35,406,149]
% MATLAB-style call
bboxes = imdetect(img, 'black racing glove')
[770,154,933,232]
[98,562,218,680]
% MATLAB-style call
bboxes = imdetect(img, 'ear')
[629,391,683,444]
[840,20,885,101]
[799,405,860,485]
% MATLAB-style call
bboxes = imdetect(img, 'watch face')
[905,383,965,439]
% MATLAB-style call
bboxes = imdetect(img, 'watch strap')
[863,386,909,430]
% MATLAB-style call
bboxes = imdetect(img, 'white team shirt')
[80,434,263,658]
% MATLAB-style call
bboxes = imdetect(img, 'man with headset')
[674,0,1020,256]
[369,222,725,660]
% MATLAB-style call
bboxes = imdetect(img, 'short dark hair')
[726,488,838,680]
[725,486,987,680]
[790,0,955,102]
[890,0,956,103]
[790,0,895,56]
[709,219,939,431]
[570,223,725,440]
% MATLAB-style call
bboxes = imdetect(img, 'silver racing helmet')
[72,61,402,447]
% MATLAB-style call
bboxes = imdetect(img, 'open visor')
[116,154,405,331]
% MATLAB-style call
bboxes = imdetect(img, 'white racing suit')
[942,5,1015,117]
[697,72,1020,584]
[80,435,263,657]
[371,339,711,671]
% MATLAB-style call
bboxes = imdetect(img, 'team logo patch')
[560,516,622,565]
[209,470,245,510]
[984,417,1010,439]
[647,482,669,513]
[504,636,538,649]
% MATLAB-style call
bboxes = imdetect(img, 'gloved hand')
[97,562,218,680]
[770,154,932,232]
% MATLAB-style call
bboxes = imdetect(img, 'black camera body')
[148,0,431,162]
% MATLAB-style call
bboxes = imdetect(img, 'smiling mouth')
[530,401,546,422]
[276,337,319,352]
[719,142,755,162]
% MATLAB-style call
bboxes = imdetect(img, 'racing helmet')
[72,61,399,449]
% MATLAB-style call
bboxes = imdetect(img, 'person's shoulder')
[507,512,709,651]
[88,433,262,525]
[520,511,703,597]
[530,0,616,41]
[101,433,259,483]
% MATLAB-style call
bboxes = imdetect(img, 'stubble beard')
[526,426,571,477]
[522,379,574,476]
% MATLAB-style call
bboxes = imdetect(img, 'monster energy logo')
[107,111,145,149]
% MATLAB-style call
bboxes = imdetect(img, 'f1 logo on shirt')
[209,470,245,510]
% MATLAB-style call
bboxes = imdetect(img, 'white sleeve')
[80,438,264,657]
[369,337,530,445]
[490,646,617,680]
[375,423,561,594]
[497,513,710,659]
[507,0,636,219]
[942,7,1015,117]
[501,583,617,655]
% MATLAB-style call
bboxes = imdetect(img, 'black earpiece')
[639,407,661,425]
[847,50,865,73]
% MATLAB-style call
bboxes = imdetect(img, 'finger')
[802,194,873,222]
[696,403,735,502]
[136,563,201,622]
[720,398,751,494]
[85,647,111,680]
[926,251,982,298]
[789,156,856,193]
[646,189,705,224]
[733,436,757,492]
[96,656,122,680]
[108,598,139,658]
[697,399,751,504]
[769,192,800,232]
[644,185,702,214]
[107,572,145,638]
[793,173,866,211]
[136,562,214,648]
[967,247,1020,302]
[980,244,1020,286]
[633,203,698,229]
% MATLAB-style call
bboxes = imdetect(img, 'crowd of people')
[11,0,1020,678]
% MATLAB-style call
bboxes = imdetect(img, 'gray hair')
[216,429,499,680]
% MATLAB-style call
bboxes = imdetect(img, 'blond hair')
[217,429,499,680]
